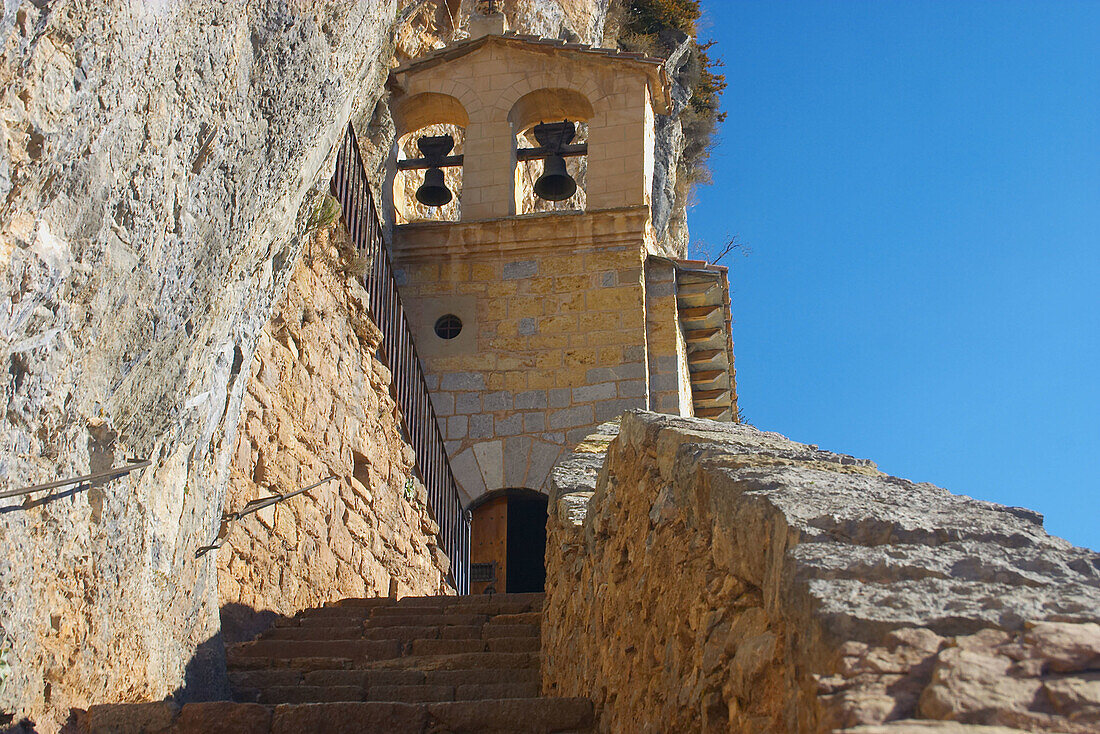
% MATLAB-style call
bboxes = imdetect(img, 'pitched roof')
[390,32,672,114]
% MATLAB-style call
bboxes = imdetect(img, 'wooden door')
[470,495,507,594]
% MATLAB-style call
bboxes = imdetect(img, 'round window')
[434,314,463,340]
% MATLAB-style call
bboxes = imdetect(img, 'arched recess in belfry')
[508,87,595,215]
[467,488,548,595]
[392,91,469,224]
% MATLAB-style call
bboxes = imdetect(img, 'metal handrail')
[1,459,151,501]
[331,122,471,594]
[228,475,338,522]
[195,475,338,557]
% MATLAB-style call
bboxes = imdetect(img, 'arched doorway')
[468,489,548,594]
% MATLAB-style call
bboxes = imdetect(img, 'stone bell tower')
[385,17,737,525]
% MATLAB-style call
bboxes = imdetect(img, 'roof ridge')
[392,33,667,75]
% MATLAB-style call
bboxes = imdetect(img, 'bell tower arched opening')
[468,488,548,594]
[509,88,594,215]
[392,92,469,224]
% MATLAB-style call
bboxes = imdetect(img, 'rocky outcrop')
[477,0,612,44]
[649,29,694,257]
[217,225,452,644]
[0,0,405,728]
[543,412,1100,733]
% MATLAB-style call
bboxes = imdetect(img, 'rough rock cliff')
[0,1,402,727]
[544,413,1100,733]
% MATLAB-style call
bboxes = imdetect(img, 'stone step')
[364,615,541,633]
[426,667,540,687]
[228,650,541,673]
[77,592,593,733]
[486,611,542,626]
[303,600,542,620]
[363,612,492,627]
[286,611,538,629]
[410,636,540,655]
[268,616,541,640]
[297,609,491,625]
[230,665,540,692]
[327,592,545,610]
[230,635,540,665]
[74,697,593,733]
[239,680,541,705]
[366,623,536,642]
[274,698,593,734]
[227,654,357,672]
[229,638,404,662]
[263,625,366,640]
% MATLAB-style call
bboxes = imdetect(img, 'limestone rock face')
[463,0,611,44]
[543,412,1100,733]
[0,0,400,728]
[649,29,694,257]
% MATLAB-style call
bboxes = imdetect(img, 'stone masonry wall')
[216,226,452,644]
[393,209,654,503]
[643,257,691,415]
[543,412,1100,733]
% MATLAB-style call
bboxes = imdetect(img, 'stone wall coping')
[551,410,1100,638]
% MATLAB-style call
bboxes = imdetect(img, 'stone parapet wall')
[543,412,1100,733]
[217,227,452,643]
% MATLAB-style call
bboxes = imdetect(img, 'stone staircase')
[72,592,594,733]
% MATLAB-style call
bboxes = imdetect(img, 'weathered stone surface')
[501,260,539,280]
[543,412,1100,733]
[650,29,694,256]
[171,701,271,734]
[270,701,428,733]
[70,701,178,734]
[0,0,405,728]
[487,0,612,46]
[841,725,1028,733]
[218,227,451,642]
[0,0,692,727]
[425,697,594,733]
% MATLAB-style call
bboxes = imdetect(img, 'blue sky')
[689,1,1099,549]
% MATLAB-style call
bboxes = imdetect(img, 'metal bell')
[533,154,576,201]
[416,166,452,207]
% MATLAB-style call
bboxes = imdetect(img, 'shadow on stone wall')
[0,713,37,733]
[219,603,290,647]
[0,484,91,515]
[168,602,299,703]
[170,633,231,706]
[3,603,294,733]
